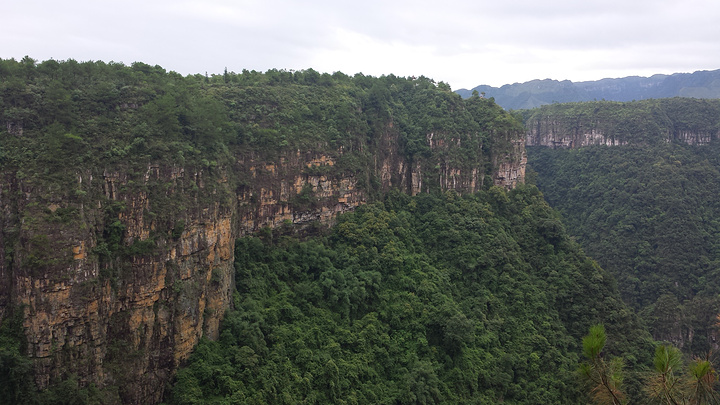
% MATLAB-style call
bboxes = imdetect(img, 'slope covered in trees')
[523,98,720,147]
[527,99,720,354]
[0,57,525,403]
[0,57,680,404]
[168,188,652,405]
[0,57,521,182]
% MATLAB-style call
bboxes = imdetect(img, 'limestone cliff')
[523,98,720,148]
[524,117,719,148]
[1,165,236,404]
[0,126,525,405]
[525,119,630,148]
[0,62,526,404]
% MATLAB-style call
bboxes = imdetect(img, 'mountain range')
[456,69,720,110]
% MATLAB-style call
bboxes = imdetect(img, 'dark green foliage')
[0,56,521,206]
[0,308,35,404]
[0,58,528,403]
[528,138,720,354]
[523,98,720,146]
[33,376,110,405]
[0,55,524,309]
[169,187,651,404]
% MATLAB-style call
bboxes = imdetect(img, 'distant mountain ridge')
[456,69,720,110]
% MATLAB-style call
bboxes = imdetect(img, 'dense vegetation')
[0,56,521,185]
[530,143,720,353]
[167,188,652,404]
[0,57,524,404]
[0,57,524,291]
[523,98,720,146]
[0,57,525,286]
[526,98,720,356]
[7,58,717,404]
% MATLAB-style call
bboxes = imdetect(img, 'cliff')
[523,98,720,148]
[0,60,525,404]
[1,165,236,403]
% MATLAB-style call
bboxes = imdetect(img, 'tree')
[579,324,626,405]
[645,346,719,405]
[686,356,719,405]
[645,344,685,405]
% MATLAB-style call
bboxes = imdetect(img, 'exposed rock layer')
[0,122,525,404]
[525,118,718,148]
[523,99,720,149]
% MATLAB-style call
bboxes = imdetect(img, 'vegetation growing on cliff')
[0,57,521,187]
[525,98,720,359]
[529,142,720,355]
[0,57,528,403]
[0,57,525,284]
[524,98,720,146]
[168,187,652,404]
[6,58,719,404]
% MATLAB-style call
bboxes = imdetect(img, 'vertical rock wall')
[0,121,526,404]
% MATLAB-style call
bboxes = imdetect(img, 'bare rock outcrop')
[0,120,525,404]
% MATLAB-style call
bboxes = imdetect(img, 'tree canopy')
[168,187,652,404]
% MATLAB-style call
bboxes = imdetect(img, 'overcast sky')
[3,0,720,89]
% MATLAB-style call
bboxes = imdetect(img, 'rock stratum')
[0,60,525,404]
[523,98,720,148]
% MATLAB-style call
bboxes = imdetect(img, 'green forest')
[2,58,720,404]
[526,99,720,352]
[0,57,541,404]
[523,98,720,146]
[0,56,520,183]
[166,188,651,404]
[530,141,720,352]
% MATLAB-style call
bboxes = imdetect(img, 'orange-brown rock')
[0,120,525,404]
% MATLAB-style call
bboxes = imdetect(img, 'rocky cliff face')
[493,138,527,188]
[676,130,715,145]
[525,119,629,148]
[523,99,720,149]
[525,118,719,148]
[1,165,236,404]
[0,121,525,404]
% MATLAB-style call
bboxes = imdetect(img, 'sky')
[3,0,720,89]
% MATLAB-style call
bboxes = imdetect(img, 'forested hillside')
[0,58,528,404]
[4,57,703,404]
[524,98,720,148]
[526,99,720,354]
[168,188,651,404]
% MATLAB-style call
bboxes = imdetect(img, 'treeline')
[167,187,652,404]
[0,57,521,183]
